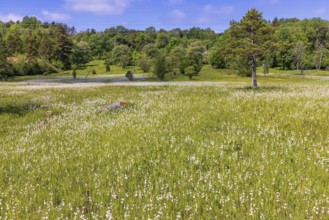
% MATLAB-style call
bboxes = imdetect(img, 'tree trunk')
[300,60,303,75]
[318,51,323,70]
[252,55,258,88]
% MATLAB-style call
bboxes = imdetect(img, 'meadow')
[0,75,329,219]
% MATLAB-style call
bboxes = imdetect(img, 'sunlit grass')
[7,61,329,83]
[0,82,328,219]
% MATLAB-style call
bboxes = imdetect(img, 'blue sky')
[0,0,328,32]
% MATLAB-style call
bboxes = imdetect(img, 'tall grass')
[0,83,328,219]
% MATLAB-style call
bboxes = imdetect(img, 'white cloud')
[167,9,186,23]
[42,10,71,21]
[203,5,234,15]
[315,8,327,17]
[170,9,185,19]
[0,13,23,22]
[196,16,211,24]
[65,0,134,14]
[197,5,233,24]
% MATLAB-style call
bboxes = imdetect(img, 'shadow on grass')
[0,103,42,116]
[236,85,288,92]
[76,64,98,70]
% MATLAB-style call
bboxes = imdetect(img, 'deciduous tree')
[71,41,92,66]
[153,52,167,80]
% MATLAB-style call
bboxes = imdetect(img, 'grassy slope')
[7,60,329,82]
[0,81,328,219]
[8,60,151,82]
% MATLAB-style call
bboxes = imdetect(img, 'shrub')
[13,61,43,76]
[104,59,111,72]
[153,53,167,80]
[184,66,195,80]
[125,70,134,81]
[0,63,15,79]
[208,50,226,69]
[139,56,152,73]
[51,60,65,71]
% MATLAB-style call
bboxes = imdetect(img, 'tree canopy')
[226,9,275,87]
[0,12,328,84]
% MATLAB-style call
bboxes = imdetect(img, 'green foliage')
[20,16,41,29]
[164,46,186,74]
[111,44,132,68]
[131,50,141,65]
[208,49,226,69]
[1,12,329,79]
[50,24,74,69]
[184,65,195,80]
[260,55,273,75]
[0,33,7,68]
[38,59,59,74]
[156,32,169,48]
[51,60,65,71]
[153,53,167,80]
[13,60,43,76]
[125,70,134,81]
[142,43,159,58]
[180,40,205,77]
[23,31,39,61]
[138,55,152,73]
[227,8,275,87]
[71,41,93,66]
[38,34,53,61]
[0,33,12,78]
[104,58,111,72]
[5,30,23,55]
[229,9,274,57]
[166,37,181,51]
[236,56,252,77]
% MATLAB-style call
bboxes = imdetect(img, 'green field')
[0,72,329,219]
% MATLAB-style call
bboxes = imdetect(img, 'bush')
[51,60,65,71]
[208,50,226,69]
[0,63,15,79]
[72,69,77,79]
[38,60,59,75]
[13,61,43,76]
[139,56,152,73]
[104,59,111,72]
[125,70,134,81]
[184,66,195,80]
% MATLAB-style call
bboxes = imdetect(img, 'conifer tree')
[228,9,274,88]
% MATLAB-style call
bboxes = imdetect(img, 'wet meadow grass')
[0,82,328,219]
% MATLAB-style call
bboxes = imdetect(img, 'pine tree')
[24,32,39,62]
[228,9,274,88]
[50,24,73,69]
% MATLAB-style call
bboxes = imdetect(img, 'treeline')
[0,15,329,79]
[0,17,74,77]
[216,17,329,76]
